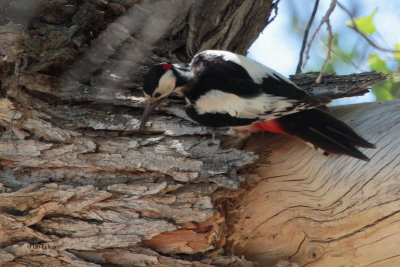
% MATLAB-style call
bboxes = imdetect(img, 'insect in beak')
[138,98,164,132]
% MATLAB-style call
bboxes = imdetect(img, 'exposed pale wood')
[230,100,400,266]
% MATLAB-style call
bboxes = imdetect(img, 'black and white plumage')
[140,50,375,160]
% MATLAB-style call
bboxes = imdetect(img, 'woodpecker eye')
[154,92,161,98]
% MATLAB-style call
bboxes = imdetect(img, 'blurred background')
[248,0,400,106]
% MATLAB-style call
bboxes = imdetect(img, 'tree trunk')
[0,1,395,266]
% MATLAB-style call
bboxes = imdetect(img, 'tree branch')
[302,0,337,72]
[296,0,319,74]
[290,71,387,99]
[337,1,400,54]
[316,18,334,83]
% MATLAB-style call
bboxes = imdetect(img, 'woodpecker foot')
[208,131,219,146]
[207,128,228,146]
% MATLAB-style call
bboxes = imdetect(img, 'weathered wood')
[230,100,400,266]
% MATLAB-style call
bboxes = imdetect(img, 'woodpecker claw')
[211,131,218,145]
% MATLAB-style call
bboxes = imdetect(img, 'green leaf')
[392,81,400,98]
[347,9,377,35]
[394,41,400,61]
[372,84,394,101]
[393,70,400,83]
[368,54,390,73]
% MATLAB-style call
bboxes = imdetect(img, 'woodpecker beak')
[139,98,164,132]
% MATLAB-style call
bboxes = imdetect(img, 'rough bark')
[0,1,273,266]
[0,0,394,266]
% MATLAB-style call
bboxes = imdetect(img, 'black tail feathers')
[278,109,375,161]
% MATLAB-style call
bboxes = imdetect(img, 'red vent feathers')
[251,119,288,135]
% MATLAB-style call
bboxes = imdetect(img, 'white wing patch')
[195,90,297,119]
[201,50,299,87]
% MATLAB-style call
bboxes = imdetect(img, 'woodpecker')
[140,50,375,160]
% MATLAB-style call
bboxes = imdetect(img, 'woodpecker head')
[142,63,176,102]
[139,63,187,131]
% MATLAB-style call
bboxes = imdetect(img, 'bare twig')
[324,40,362,71]
[316,20,334,83]
[296,0,319,74]
[267,0,281,24]
[302,0,337,71]
[337,1,400,54]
